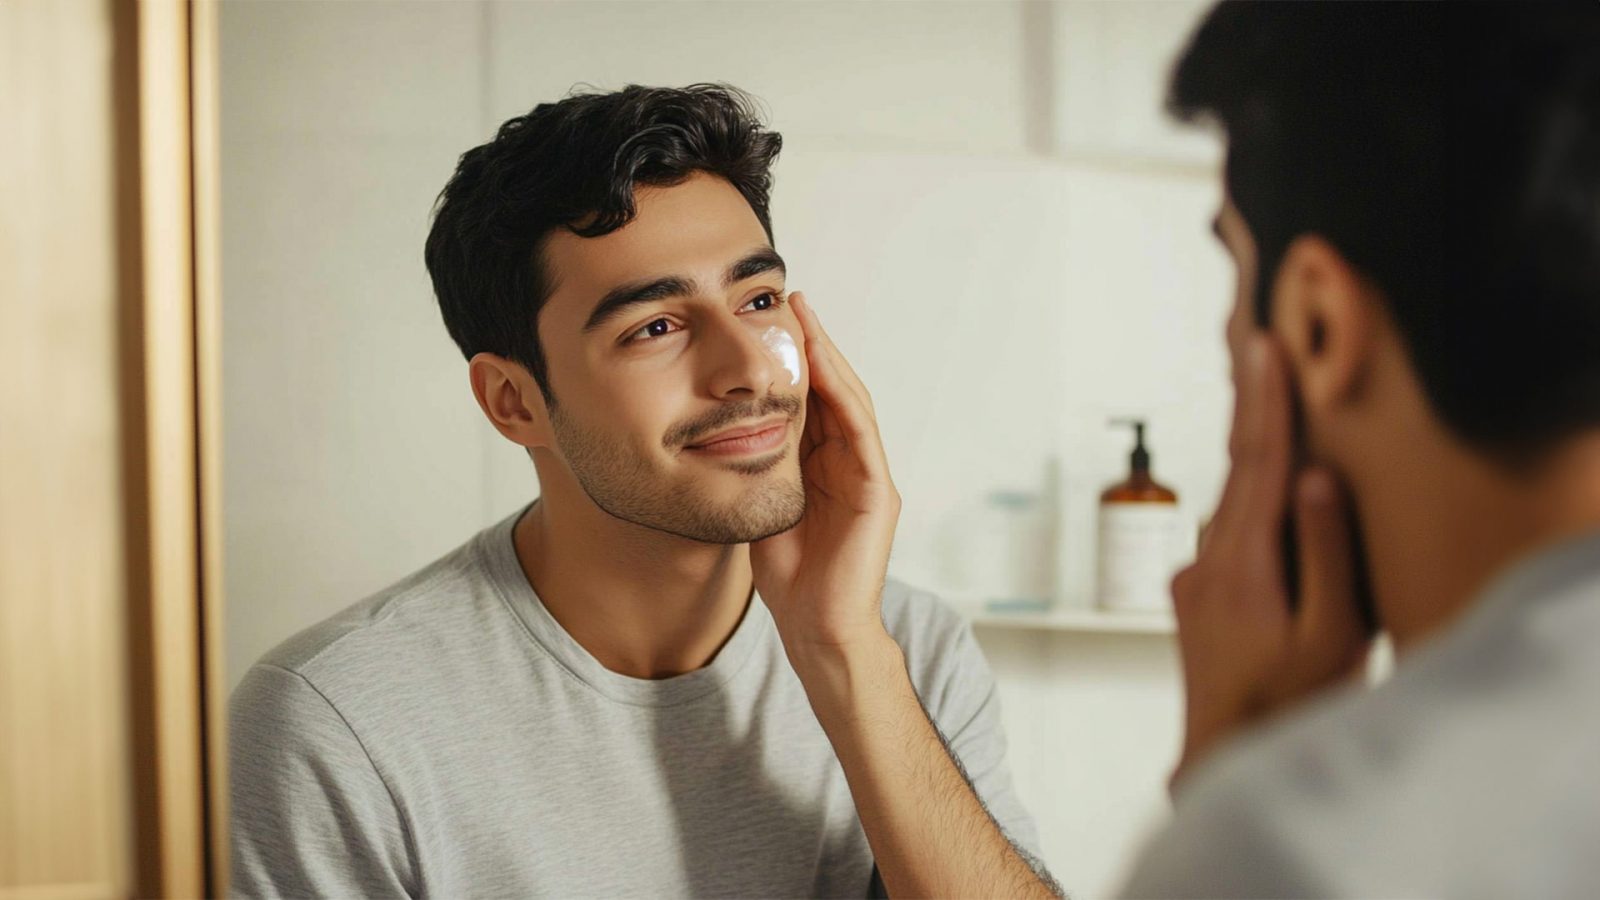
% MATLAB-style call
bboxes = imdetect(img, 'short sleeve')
[229,664,417,899]
[934,622,1043,859]
[895,591,1044,865]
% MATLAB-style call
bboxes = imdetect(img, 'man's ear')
[1268,235,1376,416]
[469,352,554,450]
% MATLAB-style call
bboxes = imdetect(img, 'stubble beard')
[549,404,806,545]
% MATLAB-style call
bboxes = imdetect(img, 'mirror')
[220,3,1226,895]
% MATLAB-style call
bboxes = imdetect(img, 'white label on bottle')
[1097,504,1183,612]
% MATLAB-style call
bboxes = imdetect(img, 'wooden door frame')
[191,2,228,893]
[119,1,226,895]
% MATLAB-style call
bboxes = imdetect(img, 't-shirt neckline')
[478,501,773,707]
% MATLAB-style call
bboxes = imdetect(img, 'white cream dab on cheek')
[759,326,802,386]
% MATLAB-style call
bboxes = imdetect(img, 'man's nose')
[701,314,777,400]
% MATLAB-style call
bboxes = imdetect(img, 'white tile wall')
[982,628,1182,895]
[484,0,1035,155]
[750,147,1231,607]
[220,0,483,140]
[1052,0,1221,168]
[221,1,489,689]
[222,3,1225,897]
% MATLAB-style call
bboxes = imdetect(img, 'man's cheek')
[758,325,802,388]
[606,382,679,448]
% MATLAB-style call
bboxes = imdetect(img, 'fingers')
[801,392,825,459]
[790,292,875,416]
[789,292,892,475]
[1212,335,1296,538]
[793,296,857,438]
[804,390,841,461]
[1291,467,1371,674]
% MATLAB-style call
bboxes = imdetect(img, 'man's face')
[534,172,808,544]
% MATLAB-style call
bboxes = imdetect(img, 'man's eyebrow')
[582,248,787,334]
[724,247,785,287]
[582,276,695,333]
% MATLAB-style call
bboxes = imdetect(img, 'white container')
[1095,419,1185,612]
[1096,503,1184,612]
[968,490,1053,613]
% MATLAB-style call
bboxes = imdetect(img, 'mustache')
[663,394,804,450]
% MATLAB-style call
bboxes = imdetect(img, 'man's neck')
[1359,431,1600,653]
[511,481,754,680]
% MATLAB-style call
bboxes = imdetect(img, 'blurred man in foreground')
[1123,3,1600,894]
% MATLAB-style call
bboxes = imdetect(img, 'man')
[229,84,1054,898]
[781,2,1600,898]
[1122,3,1600,895]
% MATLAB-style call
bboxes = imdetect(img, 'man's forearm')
[786,632,1060,899]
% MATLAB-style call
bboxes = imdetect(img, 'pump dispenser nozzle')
[1110,417,1151,476]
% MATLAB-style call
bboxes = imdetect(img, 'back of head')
[1169,2,1600,466]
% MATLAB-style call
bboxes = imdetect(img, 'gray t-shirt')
[1121,528,1600,899]
[230,504,1040,899]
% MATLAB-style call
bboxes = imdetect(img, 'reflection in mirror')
[220,3,1224,897]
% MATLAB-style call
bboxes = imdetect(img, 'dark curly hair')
[1169,2,1600,464]
[424,83,783,404]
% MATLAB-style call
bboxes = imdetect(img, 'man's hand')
[750,293,1059,899]
[1169,333,1374,789]
[751,291,902,660]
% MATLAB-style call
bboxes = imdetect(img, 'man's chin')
[736,497,806,544]
[631,474,806,545]
[701,477,806,544]
[622,507,803,546]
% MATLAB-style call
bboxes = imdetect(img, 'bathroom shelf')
[968,607,1176,636]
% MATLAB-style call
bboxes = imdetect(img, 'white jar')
[1096,502,1184,612]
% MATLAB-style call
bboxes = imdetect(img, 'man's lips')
[683,417,790,456]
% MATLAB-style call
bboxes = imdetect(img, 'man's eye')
[627,318,679,343]
[742,292,784,313]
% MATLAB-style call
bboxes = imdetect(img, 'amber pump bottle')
[1096,419,1182,612]
[1100,419,1176,505]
